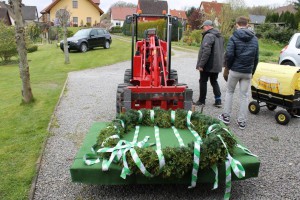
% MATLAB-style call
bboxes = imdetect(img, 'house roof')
[0,7,12,25]
[0,2,38,22]
[200,1,225,16]
[249,15,266,24]
[41,0,104,15]
[111,7,137,20]
[138,0,168,15]
[21,6,38,20]
[169,9,187,20]
[275,4,297,14]
[92,0,100,5]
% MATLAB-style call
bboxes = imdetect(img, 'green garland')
[95,108,237,179]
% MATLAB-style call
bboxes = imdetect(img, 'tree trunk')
[11,0,34,103]
[63,25,70,64]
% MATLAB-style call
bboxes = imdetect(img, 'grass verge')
[0,38,131,199]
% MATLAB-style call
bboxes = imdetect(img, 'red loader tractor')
[116,13,193,113]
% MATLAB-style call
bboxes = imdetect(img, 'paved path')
[33,49,300,199]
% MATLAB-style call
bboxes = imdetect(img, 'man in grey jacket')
[195,20,224,107]
[218,16,259,130]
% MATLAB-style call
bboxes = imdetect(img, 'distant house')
[0,8,12,25]
[275,4,297,14]
[199,1,226,27]
[41,0,104,27]
[21,6,39,24]
[248,15,266,30]
[111,7,136,27]
[0,1,38,25]
[170,9,187,23]
[137,0,168,22]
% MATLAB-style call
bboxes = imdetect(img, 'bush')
[26,22,41,43]
[255,24,295,44]
[110,26,123,33]
[27,45,38,53]
[0,21,18,62]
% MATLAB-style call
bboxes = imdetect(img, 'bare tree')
[56,8,70,64]
[9,0,34,103]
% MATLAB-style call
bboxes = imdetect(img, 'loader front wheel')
[275,110,291,125]
[248,101,260,114]
[116,83,128,114]
[124,69,131,84]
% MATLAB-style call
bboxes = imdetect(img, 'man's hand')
[197,67,204,72]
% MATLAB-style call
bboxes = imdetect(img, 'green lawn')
[0,36,281,199]
[173,38,284,63]
[0,38,131,200]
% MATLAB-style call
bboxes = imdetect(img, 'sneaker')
[237,120,246,130]
[213,100,222,108]
[193,101,205,106]
[218,114,230,124]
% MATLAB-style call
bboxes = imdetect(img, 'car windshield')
[73,29,90,37]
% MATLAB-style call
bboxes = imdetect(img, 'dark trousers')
[199,71,221,104]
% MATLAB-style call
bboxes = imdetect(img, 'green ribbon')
[170,111,185,147]
[150,110,155,122]
[138,110,143,123]
[217,135,246,200]
[154,126,165,171]
[186,111,203,189]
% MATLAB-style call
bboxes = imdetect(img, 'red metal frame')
[128,28,187,111]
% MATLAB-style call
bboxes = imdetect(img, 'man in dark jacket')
[195,20,224,107]
[218,16,259,130]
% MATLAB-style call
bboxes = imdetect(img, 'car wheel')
[282,61,295,66]
[80,43,88,53]
[104,41,110,49]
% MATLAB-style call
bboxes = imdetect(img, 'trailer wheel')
[124,69,131,83]
[275,110,291,125]
[248,101,260,114]
[287,108,299,117]
[266,104,277,111]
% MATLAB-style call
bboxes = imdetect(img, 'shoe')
[193,101,205,106]
[237,120,246,130]
[213,100,222,108]
[218,114,230,124]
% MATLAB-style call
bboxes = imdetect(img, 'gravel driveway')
[33,49,300,200]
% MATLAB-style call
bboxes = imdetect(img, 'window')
[97,29,104,36]
[73,17,78,25]
[90,29,97,36]
[87,17,92,23]
[296,36,300,49]
[116,22,121,26]
[72,0,78,8]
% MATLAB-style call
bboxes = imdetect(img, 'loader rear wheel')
[116,83,129,114]
[170,69,178,84]
[248,101,260,114]
[124,69,131,84]
[275,110,291,125]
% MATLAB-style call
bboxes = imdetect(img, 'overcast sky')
[9,0,294,14]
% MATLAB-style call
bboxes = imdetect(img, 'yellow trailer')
[249,62,300,125]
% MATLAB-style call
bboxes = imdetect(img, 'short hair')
[236,16,249,26]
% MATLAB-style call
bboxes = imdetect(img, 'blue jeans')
[199,71,221,104]
[224,70,252,122]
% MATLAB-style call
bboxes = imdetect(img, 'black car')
[60,28,112,52]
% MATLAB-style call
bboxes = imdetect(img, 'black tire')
[80,43,88,53]
[275,110,291,125]
[170,69,178,84]
[266,103,277,111]
[282,61,295,66]
[124,69,131,84]
[104,40,110,49]
[116,83,130,114]
[248,101,260,114]
[287,108,299,117]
